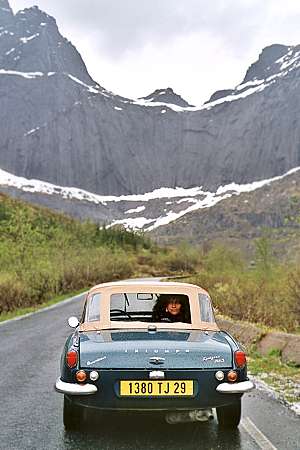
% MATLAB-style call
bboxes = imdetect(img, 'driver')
[152,294,191,323]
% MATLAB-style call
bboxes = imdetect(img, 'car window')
[110,293,156,321]
[86,293,101,322]
[110,293,191,323]
[198,293,215,323]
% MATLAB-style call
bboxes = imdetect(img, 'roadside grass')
[0,288,88,323]
[248,350,300,405]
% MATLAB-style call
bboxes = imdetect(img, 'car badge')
[149,356,165,365]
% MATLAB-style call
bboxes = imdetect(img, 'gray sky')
[9,0,300,105]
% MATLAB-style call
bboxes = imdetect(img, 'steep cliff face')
[0,0,13,27]
[0,2,300,196]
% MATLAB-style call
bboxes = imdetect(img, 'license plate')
[119,380,194,397]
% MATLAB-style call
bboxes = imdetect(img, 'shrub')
[187,244,299,332]
[0,273,29,313]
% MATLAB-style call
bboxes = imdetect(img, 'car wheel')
[63,395,83,430]
[216,399,241,429]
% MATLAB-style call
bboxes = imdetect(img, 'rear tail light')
[234,350,246,368]
[76,370,87,383]
[66,350,78,368]
[227,370,238,382]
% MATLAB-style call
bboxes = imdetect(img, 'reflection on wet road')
[62,412,246,450]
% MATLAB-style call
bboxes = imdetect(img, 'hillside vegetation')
[1,193,299,333]
[0,193,159,315]
[185,240,300,333]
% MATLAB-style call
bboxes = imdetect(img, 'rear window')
[86,293,101,322]
[110,293,191,323]
[198,293,215,323]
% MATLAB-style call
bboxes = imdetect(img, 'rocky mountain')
[139,88,193,107]
[0,0,299,197]
[1,166,299,254]
[152,170,300,260]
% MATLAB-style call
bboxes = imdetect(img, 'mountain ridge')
[0,0,299,197]
[139,87,193,107]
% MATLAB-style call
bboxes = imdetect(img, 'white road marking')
[241,416,277,450]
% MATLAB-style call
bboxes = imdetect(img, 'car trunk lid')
[79,330,233,369]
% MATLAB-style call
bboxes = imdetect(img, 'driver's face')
[166,298,182,315]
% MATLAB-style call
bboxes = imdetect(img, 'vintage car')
[55,280,255,430]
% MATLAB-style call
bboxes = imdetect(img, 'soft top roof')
[88,280,209,295]
[80,279,218,332]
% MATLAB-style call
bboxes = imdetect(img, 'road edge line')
[241,416,277,450]
[0,292,87,327]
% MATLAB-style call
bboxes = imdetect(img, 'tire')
[216,399,241,429]
[63,395,83,431]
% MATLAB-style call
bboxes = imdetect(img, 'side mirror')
[68,316,79,328]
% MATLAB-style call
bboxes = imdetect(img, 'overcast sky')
[9,0,300,105]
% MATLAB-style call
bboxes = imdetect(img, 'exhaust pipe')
[165,409,214,424]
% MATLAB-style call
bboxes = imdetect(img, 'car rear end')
[57,329,252,412]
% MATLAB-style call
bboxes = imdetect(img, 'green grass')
[183,242,300,333]
[0,192,159,315]
[248,350,300,404]
[0,287,88,323]
[0,193,205,317]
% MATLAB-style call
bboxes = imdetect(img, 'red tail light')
[66,350,78,368]
[234,350,246,368]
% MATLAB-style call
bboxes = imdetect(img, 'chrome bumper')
[216,380,255,394]
[55,377,97,395]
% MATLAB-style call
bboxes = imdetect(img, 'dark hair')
[152,294,191,323]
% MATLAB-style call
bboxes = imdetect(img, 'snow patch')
[24,127,40,136]
[5,48,15,55]
[280,51,300,70]
[125,206,146,214]
[0,167,299,232]
[131,98,185,112]
[108,217,156,229]
[215,167,300,195]
[20,33,39,43]
[0,70,44,79]
[67,74,100,94]
[236,79,264,91]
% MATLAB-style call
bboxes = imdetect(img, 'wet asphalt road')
[1,293,299,450]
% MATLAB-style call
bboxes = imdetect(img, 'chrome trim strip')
[216,380,255,394]
[55,377,97,395]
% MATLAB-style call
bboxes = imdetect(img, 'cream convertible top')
[80,281,219,332]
